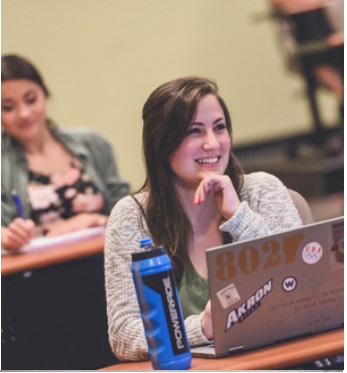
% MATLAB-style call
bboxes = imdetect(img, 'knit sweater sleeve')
[104,195,149,362]
[220,172,303,240]
[104,195,209,362]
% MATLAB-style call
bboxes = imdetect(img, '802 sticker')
[215,233,305,281]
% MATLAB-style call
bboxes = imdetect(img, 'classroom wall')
[2,0,338,191]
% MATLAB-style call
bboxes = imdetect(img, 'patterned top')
[28,161,103,235]
[104,171,303,362]
[1,126,130,227]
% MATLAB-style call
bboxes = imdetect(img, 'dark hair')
[138,76,244,281]
[1,54,50,97]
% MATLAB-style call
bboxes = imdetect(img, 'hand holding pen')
[1,191,35,251]
[12,190,25,218]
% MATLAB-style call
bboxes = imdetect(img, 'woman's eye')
[215,123,226,131]
[186,127,201,135]
[1,105,13,112]
[26,95,37,105]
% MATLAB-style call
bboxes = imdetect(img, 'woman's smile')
[195,156,221,165]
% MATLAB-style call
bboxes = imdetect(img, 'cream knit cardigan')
[104,172,302,362]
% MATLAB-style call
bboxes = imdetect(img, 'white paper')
[2,226,105,255]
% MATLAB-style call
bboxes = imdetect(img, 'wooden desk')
[101,328,343,371]
[1,233,105,276]
[2,234,118,370]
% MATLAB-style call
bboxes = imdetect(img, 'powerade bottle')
[131,238,192,370]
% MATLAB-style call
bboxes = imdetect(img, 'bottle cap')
[140,237,152,247]
[132,247,165,261]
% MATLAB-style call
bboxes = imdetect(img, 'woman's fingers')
[194,174,225,204]
[2,218,35,250]
[8,218,35,242]
[193,174,240,219]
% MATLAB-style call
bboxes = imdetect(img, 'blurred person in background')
[1,54,129,251]
[269,0,344,104]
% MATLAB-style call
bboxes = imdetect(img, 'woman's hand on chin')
[193,174,240,219]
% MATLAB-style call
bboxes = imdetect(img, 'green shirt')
[179,233,232,318]
[179,266,209,318]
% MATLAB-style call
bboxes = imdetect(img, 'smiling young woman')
[104,76,303,362]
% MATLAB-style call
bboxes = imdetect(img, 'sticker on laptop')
[225,279,273,331]
[282,276,297,292]
[302,242,323,264]
[217,283,240,309]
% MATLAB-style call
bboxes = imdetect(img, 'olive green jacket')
[1,125,130,226]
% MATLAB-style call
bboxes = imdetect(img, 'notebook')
[191,216,344,357]
[1,226,105,256]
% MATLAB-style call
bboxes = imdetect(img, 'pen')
[11,190,25,218]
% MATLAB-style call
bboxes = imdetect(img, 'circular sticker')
[302,242,323,264]
[282,276,297,292]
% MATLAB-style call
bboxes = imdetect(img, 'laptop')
[191,216,344,358]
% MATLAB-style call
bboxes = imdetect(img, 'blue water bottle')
[131,238,192,370]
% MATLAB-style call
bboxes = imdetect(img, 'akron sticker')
[217,283,240,309]
[302,242,323,264]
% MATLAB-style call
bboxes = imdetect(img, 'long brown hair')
[137,76,244,281]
